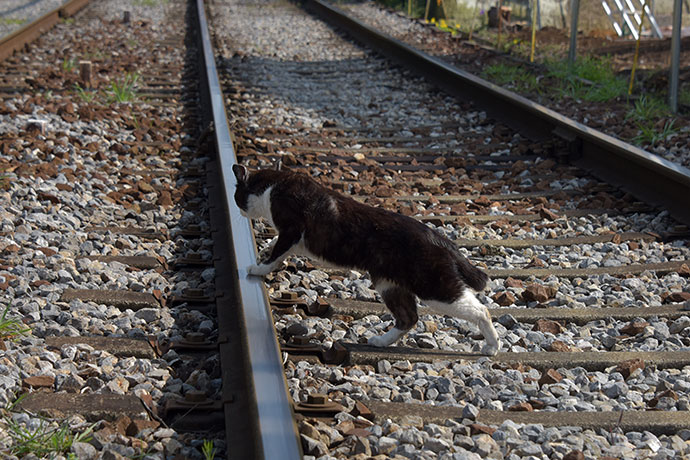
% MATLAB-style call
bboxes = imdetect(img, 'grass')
[133,0,169,5]
[0,304,30,342]
[0,171,9,191]
[202,439,217,460]
[482,63,539,93]
[62,58,77,72]
[83,50,106,61]
[680,87,690,107]
[104,72,140,103]
[545,55,628,102]
[3,414,97,458]
[73,71,142,105]
[74,83,98,103]
[632,118,677,146]
[0,18,26,26]
[375,0,427,18]
[626,95,668,122]
[625,95,678,146]
[130,112,141,130]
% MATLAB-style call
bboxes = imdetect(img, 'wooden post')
[79,60,92,88]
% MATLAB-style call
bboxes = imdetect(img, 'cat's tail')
[455,255,489,292]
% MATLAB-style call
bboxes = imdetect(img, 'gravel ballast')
[210,0,690,458]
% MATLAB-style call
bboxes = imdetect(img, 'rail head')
[195,0,302,458]
[305,0,690,227]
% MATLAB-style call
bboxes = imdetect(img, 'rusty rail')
[0,0,90,62]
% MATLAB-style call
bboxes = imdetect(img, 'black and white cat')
[232,164,500,356]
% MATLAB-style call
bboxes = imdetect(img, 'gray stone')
[473,433,500,457]
[449,450,482,460]
[134,308,160,322]
[377,360,391,374]
[71,442,98,460]
[462,403,479,421]
[377,436,398,455]
[300,434,328,457]
[497,314,517,329]
[605,381,629,398]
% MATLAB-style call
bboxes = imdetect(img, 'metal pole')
[530,0,538,62]
[669,0,682,112]
[568,0,580,68]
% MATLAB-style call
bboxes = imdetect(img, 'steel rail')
[304,0,690,227]
[0,0,89,62]
[195,0,302,458]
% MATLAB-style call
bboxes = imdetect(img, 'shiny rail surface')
[195,0,303,458]
[0,0,89,62]
[304,0,690,227]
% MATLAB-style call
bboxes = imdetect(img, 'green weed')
[0,171,9,191]
[104,72,140,103]
[632,119,677,146]
[482,63,538,93]
[83,50,106,61]
[202,439,217,460]
[62,58,77,72]
[74,83,97,103]
[3,415,96,457]
[546,56,627,102]
[0,304,30,342]
[130,112,141,130]
[133,0,169,6]
[374,0,427,18]
[624,95,677,146]
[626,95,668,123]
[0,18,26,26]
[680,87,690,107]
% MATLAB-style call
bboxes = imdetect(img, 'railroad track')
[208,0,690,458]
[2,0,690,459]
[0,0,251,458]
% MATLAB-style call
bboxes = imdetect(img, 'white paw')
[481,342,499,356]
[368,335,389,347]
[247,264,272,276]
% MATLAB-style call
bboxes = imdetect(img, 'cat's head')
[232,164,252,215]
[232,164,275,221]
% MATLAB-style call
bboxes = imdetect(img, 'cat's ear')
[275,159,282,171]
[233,164,248,184]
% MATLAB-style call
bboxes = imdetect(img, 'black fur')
[232,165,489,304]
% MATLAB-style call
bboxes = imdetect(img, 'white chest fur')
[246,186,274,226]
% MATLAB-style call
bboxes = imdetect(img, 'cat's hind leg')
[425,290,500,356]
[368,283,418,347]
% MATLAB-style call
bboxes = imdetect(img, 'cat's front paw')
[367,335,389,348]
[247,264,272,276]
[481,342,499,357]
